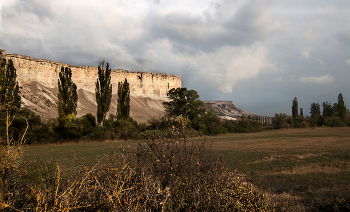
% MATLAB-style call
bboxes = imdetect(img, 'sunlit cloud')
[298,74,334,84]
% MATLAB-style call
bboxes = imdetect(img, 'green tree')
[193,110,225,135]
[322,101,334,117]
[0,58,21,109]
[117,78,130,120]
[163,87,205,122]
[95,61,112,125]
[292,97,298,122]
[310,103,320,118]
[272,113,293,129]
[300,108,304,117]
[337,93,346,121]
[333,103,339,116]
[57,66,78,118]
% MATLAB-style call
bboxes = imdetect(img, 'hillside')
[20,81,166,123]
[203,101,272,124]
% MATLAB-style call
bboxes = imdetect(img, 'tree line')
[5,56,348,144]
[273,94,349,129]
[0,59,136,143]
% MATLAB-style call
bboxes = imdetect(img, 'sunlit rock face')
[203,101,272,124]
[1,49,181,122]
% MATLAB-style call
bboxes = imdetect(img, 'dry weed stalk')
[0,107,28,210]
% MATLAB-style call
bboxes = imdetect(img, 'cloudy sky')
[1,0,350,117]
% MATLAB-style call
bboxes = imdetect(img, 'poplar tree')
[95,61,112,125]
[337,93,346,121]
[57,66,78,118]
[117,78,130,120]
[292,97,298,121]
[0,58,21,109]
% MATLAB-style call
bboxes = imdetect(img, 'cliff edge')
[1,49,181,122]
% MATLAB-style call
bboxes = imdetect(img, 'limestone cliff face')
[0,49,181,122]
[2,50,181,99]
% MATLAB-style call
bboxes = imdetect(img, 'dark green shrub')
[323,116,346,127]
[272,113,292,129]
[236,118,262,133]
[193,110,226,135]
[115,117,139,140]
[83,113,96,127]
[223,119,237,133]
[0,107,53,144]
[147,116,171,131]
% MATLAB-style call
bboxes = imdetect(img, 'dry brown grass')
[8,127,350,211]
[209,127,350,211]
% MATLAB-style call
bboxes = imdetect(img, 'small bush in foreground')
[128,122,270,211]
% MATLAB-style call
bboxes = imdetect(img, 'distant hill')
[203,101,272,124]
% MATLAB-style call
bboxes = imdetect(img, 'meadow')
[21,127,350,211]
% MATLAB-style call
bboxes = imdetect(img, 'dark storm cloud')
[143,0,271,54]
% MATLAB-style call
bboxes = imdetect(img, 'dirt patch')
[265,162,350,175]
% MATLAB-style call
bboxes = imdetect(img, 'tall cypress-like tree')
[95,61,112,125]
[0,58,21,109]
[292,97,298,121]
[337,93,346,121]
[300,108,304,117]
[117,78,130,120]
[57,66,78,118]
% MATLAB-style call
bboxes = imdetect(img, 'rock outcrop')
[203,101,272,124]
[1,49,181,122]
[2,50,181,98]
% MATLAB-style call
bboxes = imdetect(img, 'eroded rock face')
[1,50,181,122]
[4,52,181,98]
[203,101,272,124]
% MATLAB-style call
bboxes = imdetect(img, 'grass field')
[22,127,350,211]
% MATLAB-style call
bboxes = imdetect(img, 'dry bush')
[127,121,271,211]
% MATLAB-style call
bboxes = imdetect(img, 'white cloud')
[275,77,282,82]
[298,74,334,84]
[189,45,268,93]
[299,47,311,60]
[345,59,350,65]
